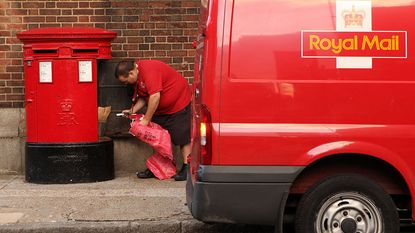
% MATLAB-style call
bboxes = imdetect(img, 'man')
[114,60,191,181]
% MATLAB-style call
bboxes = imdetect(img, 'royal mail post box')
[17,28,117,183]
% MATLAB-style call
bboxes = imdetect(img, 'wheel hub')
[341,218,357,233]
[315,192,383,233]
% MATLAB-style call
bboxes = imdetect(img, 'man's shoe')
[136,169,155,179]
[174,164,188,181]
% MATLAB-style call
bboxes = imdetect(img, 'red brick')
[10,2,22,8]
[123,30,139,36]
[22,2,45,8]
[90,16,110,22]
[143,51,155,57]
[0,9,5,16]
[40,23,60,28]
[0,31,11,37]
[57,16,77,23]
[12,102,24,108]
[156,51,167,57]
[127,37,144,43]
[46,16,56,22]
[0,2,10,9]
[123,16,139,22]
[151,44,172,50]
[168,50,188,57]
[0,45,12,51]
[7,24,26,30]
[111,2,139,8]
[112,51,127,58]
[39,9,61,15]
[0,17,11,23]
[6,9,27,16]
[0,102,12,107]
[79,2,89,8]
[145,23,155,29]
[126,23,143,29]
[106,23,126,29]
[28,9,39,15]
[94,9,105,15]
[12,87,24,94]
[11,73,22,80]
[182,1,200,7]
[11,59,22,66]
[172,44,183,50]
[11,45,21,51]
[151,30,171,36]
[57,2,78,8]
[183,15,199,21]
[79,16,89,22]
[46,2,56,8]
[0,80,5,86]
[123,44,138,50]
[0,73,10,80]
[62,10,72,16]
[23,16,45,23]
[73,9,94,15]
[167,36,189,43]
[6,80,24,86]
[156,37,167,42]
[128,51,144,57]
[28,24,39,29]
[5,65,23,72]
[90,2,111,8]
[148,1,172,8]
[6,94,24,101]
[112,16,122,22]
[0,87,11,94]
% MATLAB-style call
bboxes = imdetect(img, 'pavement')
[0,173,274,233]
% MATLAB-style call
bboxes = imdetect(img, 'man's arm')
[140,92,160,126]
[122,98,146,116]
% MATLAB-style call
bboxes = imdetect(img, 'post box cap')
[17,27,117,42]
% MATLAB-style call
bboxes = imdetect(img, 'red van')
[187,0,415,232]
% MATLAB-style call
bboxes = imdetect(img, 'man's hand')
[121,109,132,118]
[139,117,150,126]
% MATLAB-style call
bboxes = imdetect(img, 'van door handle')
[26,98,33,103]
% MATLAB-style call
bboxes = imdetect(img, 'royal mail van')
[186,0,415,232]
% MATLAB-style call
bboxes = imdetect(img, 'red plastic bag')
[129,115,173,160]
[146,153,176,180]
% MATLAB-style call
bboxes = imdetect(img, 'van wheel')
[295,174,399,233]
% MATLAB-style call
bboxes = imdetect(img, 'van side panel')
[219,0,415,170]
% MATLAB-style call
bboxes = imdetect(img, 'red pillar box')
[17,28,117,183]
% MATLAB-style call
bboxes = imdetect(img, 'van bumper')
[186,165,304,228]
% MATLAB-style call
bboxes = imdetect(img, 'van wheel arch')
[295,174,399,233]
[283,154,411,232]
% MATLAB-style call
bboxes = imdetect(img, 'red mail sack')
[129,117,173,160]
[146,153,176,180]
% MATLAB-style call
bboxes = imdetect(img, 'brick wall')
[0,0,199,108]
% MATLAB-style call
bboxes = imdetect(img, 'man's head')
[114,60,139,85]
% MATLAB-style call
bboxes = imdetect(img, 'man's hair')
[114,60,135,79]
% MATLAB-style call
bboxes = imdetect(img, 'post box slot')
[73,49,99,55]
[33,49,57,55]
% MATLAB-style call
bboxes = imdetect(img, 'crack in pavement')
[0,176,18,190]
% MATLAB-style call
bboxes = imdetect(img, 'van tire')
[294,174,399,233]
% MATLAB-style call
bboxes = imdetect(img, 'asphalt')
[0,173,274,233]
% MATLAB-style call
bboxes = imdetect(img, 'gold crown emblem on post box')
[342,5,365,27]
[60,99,73,112]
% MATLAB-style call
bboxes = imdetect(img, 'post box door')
[25,61,38,142]
[29,59,98,143]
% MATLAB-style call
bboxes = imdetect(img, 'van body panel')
[188,0,415,227]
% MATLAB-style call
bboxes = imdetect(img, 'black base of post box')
[25,137,114,184]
